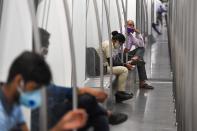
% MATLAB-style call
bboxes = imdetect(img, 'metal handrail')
[41,0,48,28]
[121,0,128,62]
[27,1,48,131]
[103,0,113,98]
[142,0,148,37]
[62,0,78,112]
[116,0,124,63]
[44,0,51,29]
[92,0,104,89]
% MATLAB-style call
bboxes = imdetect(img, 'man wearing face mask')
[0,51,87,131]
[122,20,154,90]
[101,31,133,103]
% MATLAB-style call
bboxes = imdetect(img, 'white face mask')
[114,42,120,49]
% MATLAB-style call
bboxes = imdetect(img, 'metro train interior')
[0,0,196,131]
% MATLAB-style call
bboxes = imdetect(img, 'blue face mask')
[127,28,134,34]
[18,88,42,110]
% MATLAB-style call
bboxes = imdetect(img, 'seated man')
[101,31,133,103]
[122,20,154,89]
[0,51,87,131]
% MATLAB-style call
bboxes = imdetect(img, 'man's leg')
[126,48,145,65]
[111,66,133,102]
[152,23,162,35]
[137,63,154,89]
[112,66,128,92]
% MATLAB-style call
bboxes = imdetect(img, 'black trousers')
[119,47,148,81]
[31,94,109,131]
[152,23,161,35]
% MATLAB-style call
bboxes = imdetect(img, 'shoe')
[109,112,128,125]
[119,91,134,96]
[140,83,154,90]
[115,91,133,103]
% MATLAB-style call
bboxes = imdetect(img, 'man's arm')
[21,123,29,131]
[78,87,108,102]
[134,29,145,47]
[50,109,87,131]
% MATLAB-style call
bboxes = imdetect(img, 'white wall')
[0,0,32,82]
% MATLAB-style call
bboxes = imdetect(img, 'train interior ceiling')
[0,0,197,131]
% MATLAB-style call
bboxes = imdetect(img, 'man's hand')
[51,109,87,131]
[125,63,134,70]
[134,28,140,34]
[124,48,130,53]
[79,87,108,102]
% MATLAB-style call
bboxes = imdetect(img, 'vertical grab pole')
[125,0,128,24]
[121,0,128,62]
[142,0,148,39]
[92,0,104,89]
[103,0,113,99]
[85,0,88,79]
[116,0,124,63]
[62,0,78,113]
[42,0,48,28]
[0,0,3,28]
[121,0,126,20]
[44,0,51,29]
[116,0,123,33]
[125,0,128,62]
[27,1,48,131]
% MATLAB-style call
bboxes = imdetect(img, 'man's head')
[127,20,135,34]
[33,28,51,56]
[127,20,135,28]
[6,51,52,108]
[111,31,125,49]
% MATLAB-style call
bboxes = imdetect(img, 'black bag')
[86,47,107,77]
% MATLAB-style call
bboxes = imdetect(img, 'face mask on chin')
[114,42,120,49]
[18,81,42,110]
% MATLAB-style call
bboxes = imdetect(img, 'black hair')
[7,51,52,85]
[111,31,125,43]
[33,28,50,49]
